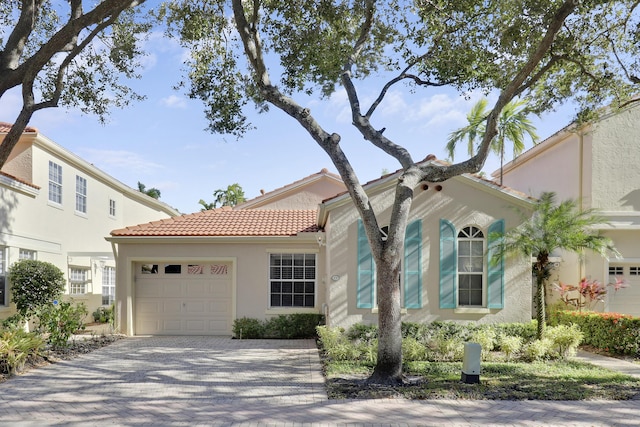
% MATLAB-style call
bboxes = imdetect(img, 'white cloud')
[160,95,187,109]
[79,148,163,175]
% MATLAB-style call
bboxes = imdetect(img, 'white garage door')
[608,264,640,317]
[135,262,233,335]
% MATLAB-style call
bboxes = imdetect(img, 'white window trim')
[75,175,87,215]
[48,161,63,206]
[457,226,487,308]
[267,252,317,309]
[69,268,90,295]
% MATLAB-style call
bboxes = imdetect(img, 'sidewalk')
[574,349,640,379]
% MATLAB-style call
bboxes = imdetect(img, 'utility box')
[461,342,481,384]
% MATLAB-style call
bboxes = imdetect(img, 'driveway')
[0,336,639,426]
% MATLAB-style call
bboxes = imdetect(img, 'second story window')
[48,161,62,204]
[76,175,87,214]
[19,249,36,260]
[109,199,116,217]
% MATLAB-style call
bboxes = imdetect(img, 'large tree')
[0,0,149,167]
[161,0,640,384]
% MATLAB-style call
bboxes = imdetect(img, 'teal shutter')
[439,219,457,308]
[357,220,375,309]
[404,220,422,309]
[487,219,505,309]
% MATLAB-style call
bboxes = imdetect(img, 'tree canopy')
[160,0,640,384]
[199,183,245,210]
[0,0,149,167]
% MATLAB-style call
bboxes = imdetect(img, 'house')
[497,102,640,316]
[107,163,535,336]
[0,123,180,321]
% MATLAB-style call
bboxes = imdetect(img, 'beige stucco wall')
[323,176,533,330]
[110,236,324,335]
[241,177,346,210]
[591,107,640,211]
[501,130,588,205]
[0,133,178,321]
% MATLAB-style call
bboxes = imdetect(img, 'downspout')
[578,129,586,280]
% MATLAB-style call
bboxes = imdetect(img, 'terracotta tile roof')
[0,170,40,189]
[0,122,38,133]
[110,207,320,237]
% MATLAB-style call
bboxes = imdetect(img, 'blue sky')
[0,31,578,215]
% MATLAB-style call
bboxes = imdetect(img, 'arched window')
[457,226,484,306]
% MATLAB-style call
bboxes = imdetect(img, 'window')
[76,175,87,213]
[164,264,181,274]
[0,247,6,306]
[109,199,116,217]
[457,226,485,306]
[19,249,36,260]
[439,219,505,309]
[69,268,89,295]
[269,253,315,307]
[48,161,62,204]
[630,267,640,276]
[610,266,625,275]
[102,267,115,305]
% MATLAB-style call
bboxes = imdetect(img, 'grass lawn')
[324,359,640,400]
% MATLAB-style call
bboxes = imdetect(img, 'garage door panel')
[135,262,233,335]
[608,265,640,317]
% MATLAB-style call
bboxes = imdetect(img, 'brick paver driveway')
[1,336,639,426]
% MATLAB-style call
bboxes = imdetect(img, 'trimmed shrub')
[493,321,537,344]
[316,326,362,360]
[233,317,266,339]
[8,260,65,318]
[498,334,523,361]
[522,338,553,361]
[550,310,640,356]
[469,327,497,360]
[232,314,324,339]
[545,324,583,359]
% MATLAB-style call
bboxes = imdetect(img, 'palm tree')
[490,192,617,339]
[199,183,246,210]
[447,98,538,185]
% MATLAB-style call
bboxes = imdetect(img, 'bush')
[8,260,65,318]
[233,317,265,339]
[316,326,362,361]
[92,306,114,324]
[522,338,553,361]
[0,314,24,331]
[402,337,427,362]
[0,329,44,375]
[469,327,497,360]
[264,314,324,339]
[232,314,324,339]
[498,334,523,361]
[427,329,464,361]
[545,324,583,359]
[551,310,640,356]
[346,323,378,344]
[493,321,537,344]
[35,302,87,349]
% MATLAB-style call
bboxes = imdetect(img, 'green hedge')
[233,314,325,339]
[550,310,640,356]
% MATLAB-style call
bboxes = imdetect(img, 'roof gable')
[236,168,345,210]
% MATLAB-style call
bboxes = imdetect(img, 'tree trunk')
[535,272,546,340]
[368,256,403,384]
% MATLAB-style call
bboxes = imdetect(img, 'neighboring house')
[0,123,179,321]
[497,102,640,316]
[107,163,535,336]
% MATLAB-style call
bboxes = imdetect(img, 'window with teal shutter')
[404,220,422,308]
[487,219,505,309]
[357,220,375,308]
[439,219,457,308]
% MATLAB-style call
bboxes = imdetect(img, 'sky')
[0,30,580,215]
